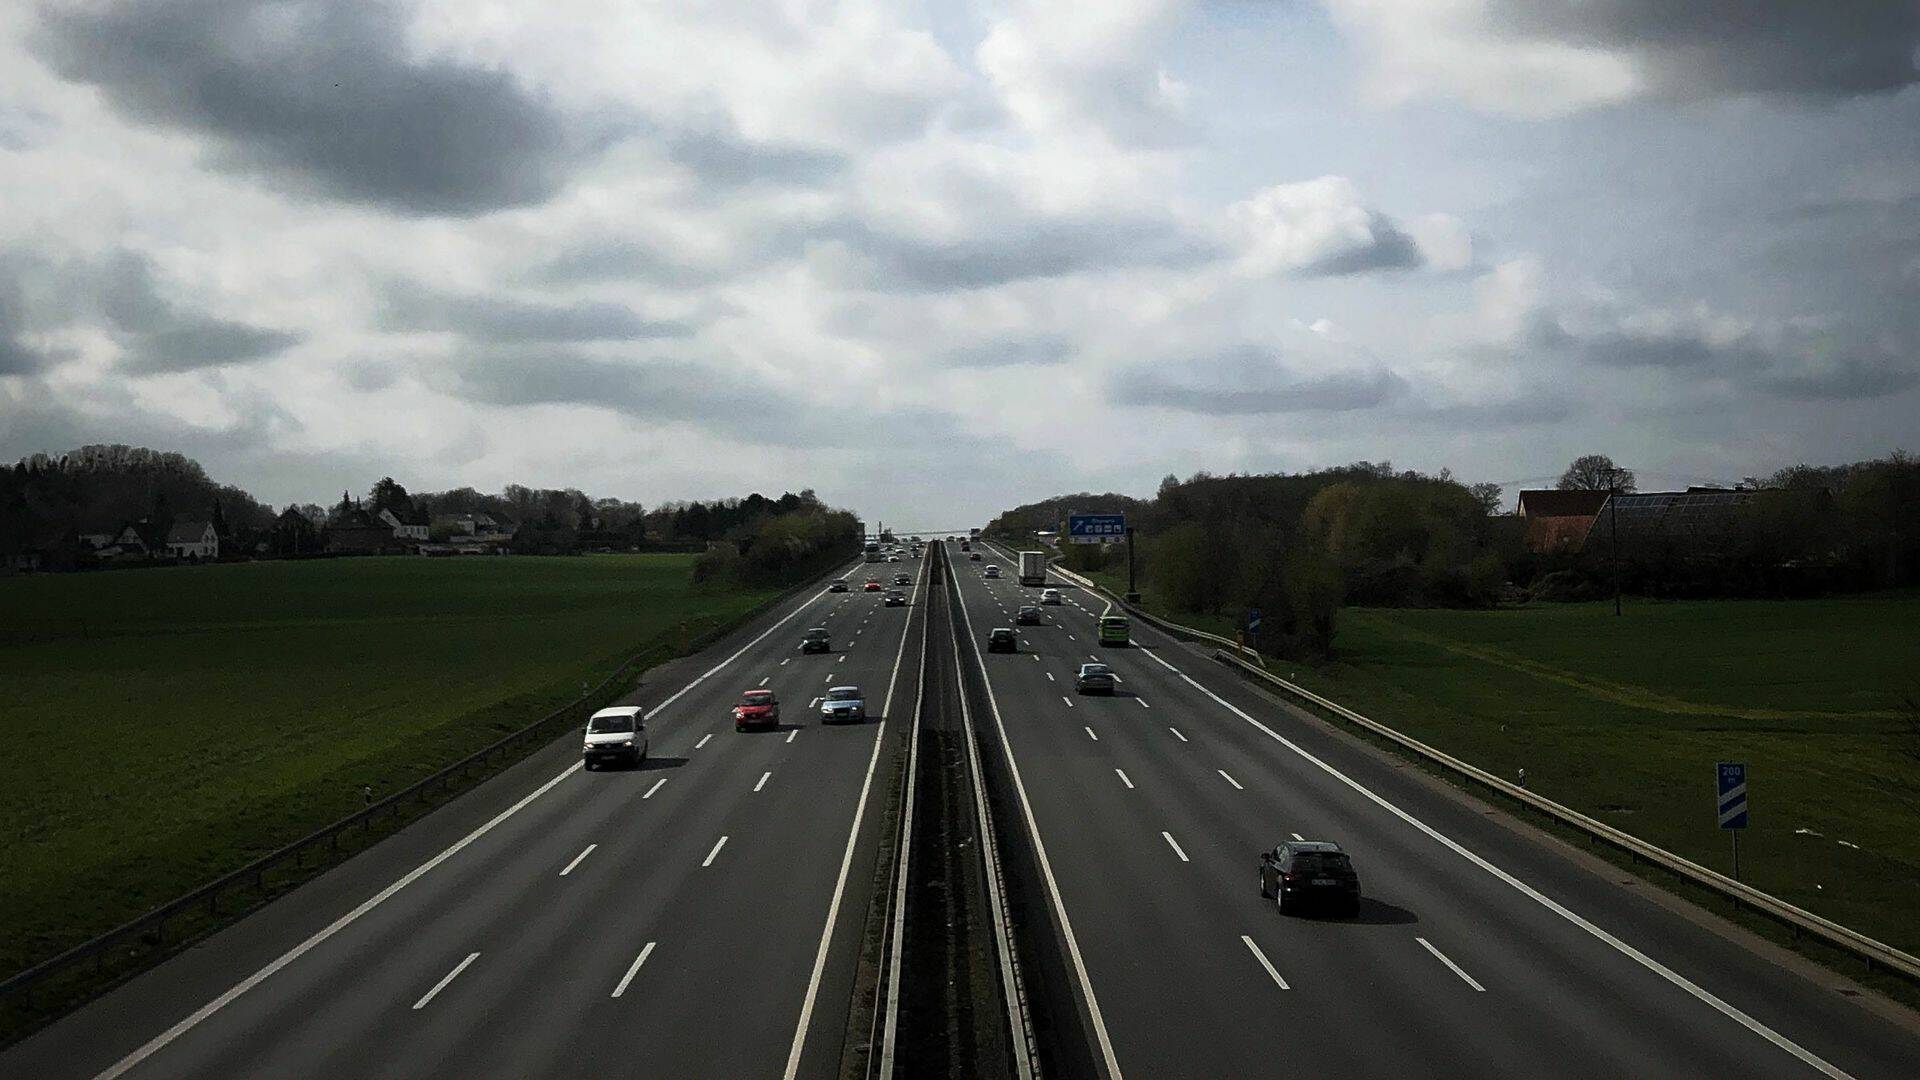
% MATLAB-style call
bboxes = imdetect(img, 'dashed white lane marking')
[1161,831,1190,862]
[610,941,656,998]
[755,771,771,792]
[1417,937,1486,992]
[695,734,712,749]
[1115,769,1134,790]
[839,655,848,663]
[1030,654,1040,663]
[1062,696,1075,708]
[1136,698,1150,709]
[1291,832,1305,841]
[1084,726,1098,741]
[1168,727,1188,742]
[759,676,770,686]
[786,729,799,744]
[559,844,597,876]
[1242,937,1290,990]
[702,835,729,867]
[810,697,821,708]
[412,952,479,1010]
[1218,770,1244,790]
[643,778,666,799]
[1046,672,1055,682]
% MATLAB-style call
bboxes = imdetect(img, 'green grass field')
[0,556,778,979]
[1088,567,1920,953]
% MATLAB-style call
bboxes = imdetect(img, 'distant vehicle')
[864,540,883,563]
[889,555,901,562]
[884,590,906,606]
[801,627,831,653]
[969,552,982,561]
[959,540,971,551]
[893,573,911,585]
[983,565,1001,578]
[986,627,1017,653]
[829,578,849,593]
[821,685,866,723]
[1074,663,1116,695]
[733,689,780,731]
[1259,841,1360,916]
[1040,588,1062,605]
[583,706,647,769]
[1098,614,1130,646]
[1018,550,1047,586]
[1015,605,1042,625]
[864,580,882,591]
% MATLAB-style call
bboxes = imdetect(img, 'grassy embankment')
[1085,565,1920,956]
[0,555,779,981]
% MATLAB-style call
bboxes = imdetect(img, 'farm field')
[0,555,780,980]
[1087,565,1920,953]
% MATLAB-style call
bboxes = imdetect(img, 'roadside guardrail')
[990,539,1920,987]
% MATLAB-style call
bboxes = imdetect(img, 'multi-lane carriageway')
[6,539,1920,1078]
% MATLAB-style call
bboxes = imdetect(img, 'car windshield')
[742,692,773,704]
[1082,665,1111,676]
[806,629,827,638]
[588,715,634,734]
[828,688,860,701]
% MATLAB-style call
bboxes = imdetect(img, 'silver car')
[821,685,866,723]
[1074,663,1116,695]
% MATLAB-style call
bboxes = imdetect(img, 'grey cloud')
[382,285,690,343]
[32,0,590,216]
[939,335,1073,369]
[821,216,1220,293]
[528,239,732,287]
[665,124,845,189]
[1304,214,1423,276]
[90,253,300,374]
[1109,348,1403,415]
[0,268,48,375]
[1756,355,1919,401]
[1499,1,1920,100]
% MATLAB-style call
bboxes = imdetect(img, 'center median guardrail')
[985,538,1920,987]
[0,550,863,1029]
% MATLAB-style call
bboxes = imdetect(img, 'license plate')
[1312,878,1337,886]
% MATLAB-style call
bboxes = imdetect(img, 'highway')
[950,539,1920,1080]
[3,553,930,1080]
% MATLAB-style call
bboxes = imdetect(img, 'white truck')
[1018,550,1047,587]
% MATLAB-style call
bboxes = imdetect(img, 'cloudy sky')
[2,1,1917,528]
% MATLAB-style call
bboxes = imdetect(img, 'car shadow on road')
[1343,897,1419,925]
[633,755,688,772]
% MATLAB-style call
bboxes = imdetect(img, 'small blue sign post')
[1066,513,1127,544]
[1717,761,1748,880]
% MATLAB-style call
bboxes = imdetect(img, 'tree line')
[987,451,1920,659]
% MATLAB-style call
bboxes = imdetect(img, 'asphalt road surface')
[950,539,1920,1080]
[4,554,929,1080]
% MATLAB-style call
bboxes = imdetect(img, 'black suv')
[986,628,1017,653]
[801,627,831,654]
[1258,841,1360,917]
[1015,605,1042,625]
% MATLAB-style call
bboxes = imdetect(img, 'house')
[101,519,168,560]
[165,520,220,560]
[327,507,406,554]
[377,507,431,543]
[1580,488,1755,555]
[430,511,519,552]
[1515,489,1610,553]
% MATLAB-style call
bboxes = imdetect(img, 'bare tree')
[1558,454,1635,493]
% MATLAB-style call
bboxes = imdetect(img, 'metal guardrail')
[0,553,858,1016]
[991,539,1920,985]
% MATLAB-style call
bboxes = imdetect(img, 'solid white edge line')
[411,951,480,1010]
[782,546,926,1080]
[610,941,657,998]
[95,558,872,1080]
[559,844,597,876]
[1416,937,1486,992]
[952,552,1124,1080]
[1218,770,1243,791]
[1149,631,1852,1080]
[643,778,667,799]
[1240,936,1290,991]
[755,771,771,793]
[1161,831,1190,862]
[702,835,729,867]
[1115,769,1134,790]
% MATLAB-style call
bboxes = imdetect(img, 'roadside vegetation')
[0,555,780,983]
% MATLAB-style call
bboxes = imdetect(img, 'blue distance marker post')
[1717,761,1748,881]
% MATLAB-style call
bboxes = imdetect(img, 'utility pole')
[1607,468,1623,616]
[1125,526,1140,604]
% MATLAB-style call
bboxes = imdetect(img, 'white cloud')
[1226,176,1422,276]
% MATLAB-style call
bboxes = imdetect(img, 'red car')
[733,689,779,731]
[864,580,882,591]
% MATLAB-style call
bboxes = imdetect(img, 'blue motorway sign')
[1716,761,1748,830]
[1246,609,1262,633]
[1067,513,1127,544]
